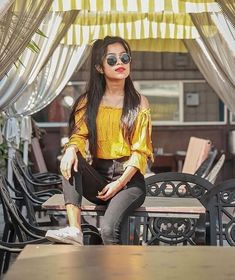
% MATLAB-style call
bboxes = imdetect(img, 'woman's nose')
[116,56,123,65]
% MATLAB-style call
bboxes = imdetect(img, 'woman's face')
[101,42,131,81]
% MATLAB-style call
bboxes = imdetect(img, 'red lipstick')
[115,67,125,72]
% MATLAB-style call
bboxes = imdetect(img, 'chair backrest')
[145,172,214,199]
[0,170,48,275]
[14,152,40,191]
[0,174,45,240]
[195,147,218,178]
[205,154,225,184]
[15,150,27,171]
[182,137,212,174]
[202,179,235,246]
[31,137,48,173]
[14,150,34,182]
[13,158,51,219]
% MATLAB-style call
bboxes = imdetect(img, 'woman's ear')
[95,65,103,74]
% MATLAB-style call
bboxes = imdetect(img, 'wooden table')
[42,195,206,245]
[4,245,235,280]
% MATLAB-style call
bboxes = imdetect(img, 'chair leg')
[0,224,16,275]
[2,231,16,274]
[120,217,130,245]
[0,225,9,274]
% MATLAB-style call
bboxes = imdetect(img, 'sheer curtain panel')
[0,11,78,111]
[0,0,14,19]
[0,0,53,79]
[216,0,235,26]
[185,38,235,113]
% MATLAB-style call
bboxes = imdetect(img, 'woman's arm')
[60,146,78,180]
[123,95,153,175]
[118,95,151,185]
[61,101,88,179]
[96,165,138,201]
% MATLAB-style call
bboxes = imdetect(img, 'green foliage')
[0,141,8,160]
[35,28,47,38]
[27,29,47,53]
[13,29,47,69]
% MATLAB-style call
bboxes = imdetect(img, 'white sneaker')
[45,226,83,246]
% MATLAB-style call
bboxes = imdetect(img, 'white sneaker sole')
[45,233,83,246]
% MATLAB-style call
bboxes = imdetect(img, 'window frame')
[35,81,86,128]
[134,80,184,125]
[35,80,227,127]
[135,79,227,126]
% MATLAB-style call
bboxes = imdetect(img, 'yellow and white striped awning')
[51,0,220,52]
[63,12,199,43]
[127,38,188,52]
[59,11,217,52]
[52,0,220,13]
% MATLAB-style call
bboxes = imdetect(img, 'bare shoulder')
[140,95,150,110]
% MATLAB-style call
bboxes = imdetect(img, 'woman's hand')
[96,180,123,201]
[60,146,78,180]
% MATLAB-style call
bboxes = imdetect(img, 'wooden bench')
[42,194,206,245]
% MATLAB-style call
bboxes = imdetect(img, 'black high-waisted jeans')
[62,152,146,244]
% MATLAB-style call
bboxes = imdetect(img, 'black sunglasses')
[106,53,131,66]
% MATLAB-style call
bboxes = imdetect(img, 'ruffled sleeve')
[64,100,88,158]
[123,109,153,175]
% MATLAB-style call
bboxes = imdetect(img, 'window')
[134,80,226,125]
[183,81,225,124]
[34,80,226,127]
[33,82,86,126]
[230,112,235,124]
[134,81,183,125]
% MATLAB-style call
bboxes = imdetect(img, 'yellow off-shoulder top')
[66,104,153,175]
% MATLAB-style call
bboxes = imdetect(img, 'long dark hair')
[69,36,141,157]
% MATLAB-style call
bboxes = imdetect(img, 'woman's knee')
[101,223,119,244]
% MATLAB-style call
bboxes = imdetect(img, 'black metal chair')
[11,159,63,226]
[0,174,102,275]
[14,150,62,188]
[204,154,225,184]
[0,174,48,274]
[141,172,214,245]
[201,179,235,246]
[194,147,218,178]
[145,172,214,198]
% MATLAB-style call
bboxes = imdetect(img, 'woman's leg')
[46,154,108,244]
[101,184,145,244]
[62,176,83,230]
[64,154,111,204]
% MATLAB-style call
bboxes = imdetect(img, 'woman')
[46,36,153,245]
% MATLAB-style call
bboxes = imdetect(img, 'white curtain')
[2,44,89,180]
[0,0,14,19]
[0,11,78,111]
[1,115,20,183]
[190,12,235,85]
[11,45,90,117]
[0,0,53,80]
[211,12,235,55]
[216,0,235,26]
[185,38,235,113]
[187,11,235,112]
[0,10,80,181]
